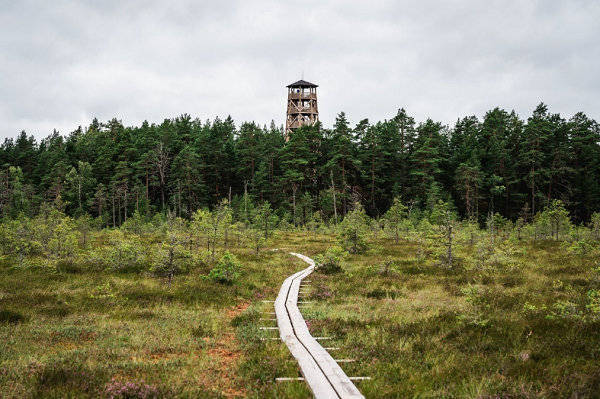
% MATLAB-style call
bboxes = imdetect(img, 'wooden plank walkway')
[274,252,364,399]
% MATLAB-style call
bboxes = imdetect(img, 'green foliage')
[306,211,324,233]
[82,231,149,273]
[338,202,370,253]
[384,197,408,243]
[151,235,191,281]
[121,210,149,234]
[314,246,347,274]
[245,227,265,254]
[0,216,42,263]
[1,103,599,230]
[586,290,600,316]
[430,200,457,266]
[1,166,33,218]
[377,256,398,276]
[190,200,233,260]
[48,216,78,258]
[2,220,600,397]
[543,199,571,240]
[563,239,596,256]
[253,201,277,239]
[208,251,241,284]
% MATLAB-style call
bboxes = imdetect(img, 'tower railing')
[288,92,317,100]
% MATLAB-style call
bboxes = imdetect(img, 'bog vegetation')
[1,105,600,397]
[1,196,600,397]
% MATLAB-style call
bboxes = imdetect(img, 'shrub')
[310,284,333,300]
[384,197,408,243]
[549,300,582,320]
[563,240,596,256]
[191,316,219,338]
[378,257,397,276]
[84,233,149,273]
[338,202,370,254]
[55,259,83,273]
[586,290,600,316]
[314,246,346,274]
[150,236,191,282]
[103,378,159,399]
[109,239,147,273]
[366,288,403,299]
[208,252,241,284]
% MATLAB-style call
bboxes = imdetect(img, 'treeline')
[1,103,599,225]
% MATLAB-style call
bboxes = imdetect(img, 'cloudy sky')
[1,0,599,139]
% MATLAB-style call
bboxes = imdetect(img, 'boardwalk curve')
[274,252,364,399]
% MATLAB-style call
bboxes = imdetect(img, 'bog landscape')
[2,2,600,397]
[1,99,600,398]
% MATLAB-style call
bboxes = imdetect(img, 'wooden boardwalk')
[274,252,364,399]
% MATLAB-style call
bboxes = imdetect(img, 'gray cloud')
[1,0,599,139]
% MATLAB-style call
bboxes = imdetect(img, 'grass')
[0,239,304,398]
[291,236,600,398]
[1,230,600,397]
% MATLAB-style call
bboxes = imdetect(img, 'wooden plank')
[275,266,337,398]
[273,252,365,399]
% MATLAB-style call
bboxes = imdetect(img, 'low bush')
[103,378,160,399]
[55,259,83,273]
[366,288,403,299]
[208,252,242,284]
[314,246,346,274]
[310,284,333,300]
[191,316,220,338]
[338,203,370,254]
[378,257,398,276]
[150,238,191,281]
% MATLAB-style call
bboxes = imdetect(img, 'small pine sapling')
[208,251,241,284]
[152,234,190,285]
[338,202,370,254]
[384,197,408,244]
[430,200,457,267]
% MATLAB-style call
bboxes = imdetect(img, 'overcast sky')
[1,0,599,140]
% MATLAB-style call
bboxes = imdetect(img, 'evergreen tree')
[1,104,599,225]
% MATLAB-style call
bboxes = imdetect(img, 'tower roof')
[287,79,318,88]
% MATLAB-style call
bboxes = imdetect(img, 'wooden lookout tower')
[285,79,319,139]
